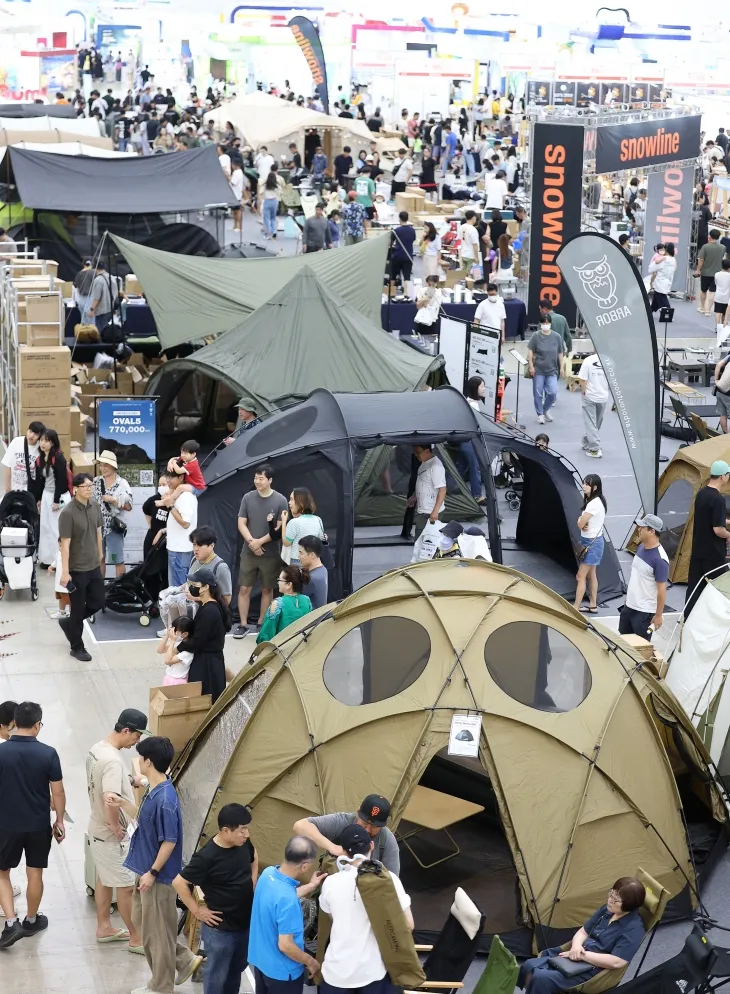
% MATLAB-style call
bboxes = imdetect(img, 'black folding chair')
[669,395,700,446]
[617,924,729,994]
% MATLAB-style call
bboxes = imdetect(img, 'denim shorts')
[103,530,125,564]
[581,535,604,566]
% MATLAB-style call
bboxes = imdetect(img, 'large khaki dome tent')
[173,559,727,955]
[638,435,730,582]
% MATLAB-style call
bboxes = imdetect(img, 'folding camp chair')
[670,396,700,445]
[559,867,670,994]
[470,935,519,994]
[404,887,486,994]
[616,924,719,994]
[688,411,720,440]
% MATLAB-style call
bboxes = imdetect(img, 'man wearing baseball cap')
[619,515,669,640]
[686,459,730,616]
[86,708,149,952]
[318,824,413,994]
[293,794,399,874]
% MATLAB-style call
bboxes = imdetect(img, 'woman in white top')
[279,488,325,565]
[713,257,730,333]
[420,222,442,278]
[230,161,245,231]
[573,474,607,613]
[648,241,676,314]
[413,275,443,334]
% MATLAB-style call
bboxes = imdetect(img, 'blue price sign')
[96,398,157,488]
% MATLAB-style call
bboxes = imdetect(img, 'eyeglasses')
[278,577,288,584]
[77,482,93,488]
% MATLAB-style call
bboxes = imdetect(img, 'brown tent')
[173,559,727,954]
[635,436,730,582]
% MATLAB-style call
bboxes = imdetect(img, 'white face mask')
[540,323,551,331]
[158,485,169,495]
[488,294,497,301]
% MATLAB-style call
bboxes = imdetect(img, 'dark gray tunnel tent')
[198,389,624,602]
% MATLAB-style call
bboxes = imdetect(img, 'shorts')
[0,826,53,870]
[89,834,135,888]
[238,549,283,590]
[103,530,125,564]
[365,205,375,220]
[390,257,413,283]
[716,390,730,416]
[715,301,729,316]
[192,486,206,497]
[701,275,717,294]
[580,535,605,567]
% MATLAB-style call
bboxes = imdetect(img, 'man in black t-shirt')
[334,146,353,187]
[0,702,65,947]
[172,803,256,994]
[686,460,730,616]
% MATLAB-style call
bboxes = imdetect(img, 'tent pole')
[385,236,393,334]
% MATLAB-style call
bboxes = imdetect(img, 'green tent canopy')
[146,267,443,417]
[112,232,390,349]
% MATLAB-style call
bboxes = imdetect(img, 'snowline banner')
[527,121,584,325]
[595,114,701,172]
[642,164,694,294]
[556,233,659,514]
[288,16,329,114]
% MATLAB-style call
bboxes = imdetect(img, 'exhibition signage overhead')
[288,16,329,114]
[556,233,659,514]
[595,114,702,172]
[527,122,584,326]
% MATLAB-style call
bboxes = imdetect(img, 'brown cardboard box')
[69,406,90,447]
[12,277,53,291]
[19,406,71,434]
[125,274,143,295]
[25,295,60,323]
[19,379,70,409]
[42,260,59,277]
[395,190,425,214]
[115,371,134,394]
[56,279,73,300]
[27,326,62,347]
[57,433,71,455]
[148,683,212,756]
[619,634,654,661]
[70,449,95,472]
[18,345,71,381]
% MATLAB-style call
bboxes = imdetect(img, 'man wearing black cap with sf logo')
[86,708,150,952]
[293,795,399,874]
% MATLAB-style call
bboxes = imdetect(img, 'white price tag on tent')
[448,714,482,758]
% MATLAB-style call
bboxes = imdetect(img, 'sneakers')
[70,647,92,662]
[0,920,24,947]
[21,914,48,935]
[585,449,603,458]
[537,414,545,424]
[49,609,70,620]
[544,411,554,422]
[157,629,167,638]
[232,624,249,639]
[176,954,204,986]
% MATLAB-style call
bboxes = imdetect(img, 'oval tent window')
[484,622,591,712]
[246,405,319,458]
[323,617,431,706]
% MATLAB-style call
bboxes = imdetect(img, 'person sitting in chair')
[518,877,646,994]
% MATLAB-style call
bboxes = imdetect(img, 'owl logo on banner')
[572,255,618,308]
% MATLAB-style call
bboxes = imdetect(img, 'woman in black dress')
[182,565,232,703]
[419,147,437,200]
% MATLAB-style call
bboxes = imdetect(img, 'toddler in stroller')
[0,490,39,600]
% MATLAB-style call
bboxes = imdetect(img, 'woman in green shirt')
[256,564,313,644]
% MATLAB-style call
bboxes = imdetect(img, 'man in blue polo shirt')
[248,836,326,994]
[106,735,201,994]
[619,514,669,640]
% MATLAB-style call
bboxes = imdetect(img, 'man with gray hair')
[248,836,326,994]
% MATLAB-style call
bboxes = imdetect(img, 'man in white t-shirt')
[474,282,507,342]
[254,145,275,186]
[217,144,231,181]
[713,258,730,339]
[577,353,610,459]
[408,445,447,537]
[319,824,413,994]
[620,514,669,640]
[459,211,480,273]
[1,421,44,493]
[164,469,198,587]
[485,169,508,209]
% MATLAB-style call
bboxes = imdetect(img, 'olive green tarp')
[172,559,726,949]
[112,232,390,350]
[146,267,442,416]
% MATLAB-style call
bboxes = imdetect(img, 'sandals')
[579,605,598,614]
[97,928,130,943]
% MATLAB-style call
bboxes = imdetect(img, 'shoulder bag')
[99,478,127,536]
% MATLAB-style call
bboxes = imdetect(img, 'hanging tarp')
[112,232,390,349]
[147,268,441,414]
[0,115,101,136]
[9,145,238,214]
[0,142,130,165]
[0,129,113,149]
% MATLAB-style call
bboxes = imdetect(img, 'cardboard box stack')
[618,633,667,679]
[148,682,212,757]
[12,285,62,346]
[18,345,71,452]
[395,187,426,215]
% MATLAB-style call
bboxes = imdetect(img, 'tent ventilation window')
[323,617,430,705]
[484,622,592,712]
[246,406,319,457]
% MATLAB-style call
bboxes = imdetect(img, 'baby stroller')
[493,449,524,510]
[99,535,165,627]
[0,490,39,600]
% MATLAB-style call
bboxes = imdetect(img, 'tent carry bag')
[75,322,100,343]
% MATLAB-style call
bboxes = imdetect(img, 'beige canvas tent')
[173,559,726,953]
[632,436,730,582]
